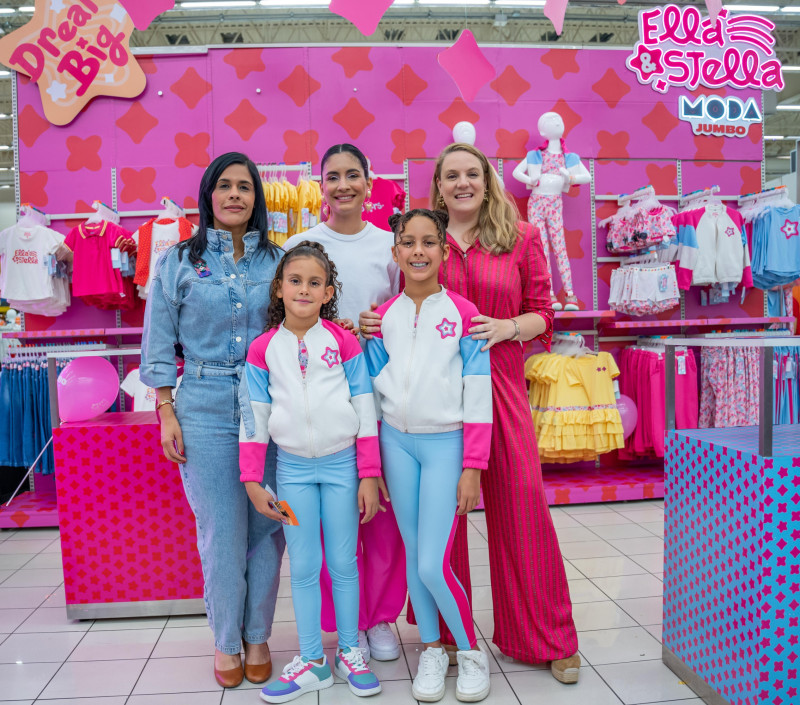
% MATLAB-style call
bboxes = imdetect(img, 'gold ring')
[360,325,368,334]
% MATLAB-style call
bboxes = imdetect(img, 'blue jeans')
[380,422,477,651]
[277,445,360,659]
[176,365,285,655]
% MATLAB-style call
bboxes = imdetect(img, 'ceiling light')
[780,5,800,11]
[0,146,11,150]
[0,71,10,78]
[18,6,35,11]
[776,155,791,160]
[259,0,329,4]
[727,5,780,11]
[776,105,800,111]
[419,0,490,5]
[781,66,800,71]
[0,9,15,14]
[494,0,545,5]
[181,1,256,8]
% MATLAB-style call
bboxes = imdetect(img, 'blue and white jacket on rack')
[365,287,493,470]
[239,318,381,483]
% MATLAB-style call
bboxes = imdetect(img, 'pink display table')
[53,412,204,619]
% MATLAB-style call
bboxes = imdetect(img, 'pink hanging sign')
[437,29,495,103]
[626,4,784,94]
[329,0,394,37]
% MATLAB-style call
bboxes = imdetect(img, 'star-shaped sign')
[435,318,457,339]
[321,347,341,368]
[781,220,799,240]
[0,0,164,126]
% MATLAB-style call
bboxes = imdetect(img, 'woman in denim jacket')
[141,152,285,688]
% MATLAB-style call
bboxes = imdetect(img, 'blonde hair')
[429,143,520,254]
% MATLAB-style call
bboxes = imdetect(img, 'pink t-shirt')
[363,178,406,231]
[65,220,132,298]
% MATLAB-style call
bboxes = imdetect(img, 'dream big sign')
[0,0,173,126]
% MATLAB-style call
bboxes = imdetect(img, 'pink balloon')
[616,394,638,440]
[57,357,120,423]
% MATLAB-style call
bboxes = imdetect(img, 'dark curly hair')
[389,208,449,250]
[267,241,342,330]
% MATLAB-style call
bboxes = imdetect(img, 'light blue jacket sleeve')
[140,253,181,389]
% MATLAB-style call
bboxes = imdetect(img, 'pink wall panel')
[15,45,764,334]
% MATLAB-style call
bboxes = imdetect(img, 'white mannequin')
[512,112,591,311]
[512,113,590,193]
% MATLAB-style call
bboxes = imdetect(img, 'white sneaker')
[412,647,449,702]
[366,622,400,661]
[456,649,490,702]
[358,630,370,663]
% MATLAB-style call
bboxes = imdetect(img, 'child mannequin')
[512,112,591,311]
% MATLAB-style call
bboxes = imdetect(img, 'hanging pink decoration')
[437,29,495,103]
[329,0,394,37]
[544,0,569,36]
[705,0,723,22]
[118,0,175,31]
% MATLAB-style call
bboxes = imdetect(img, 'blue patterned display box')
[664,427,800,705]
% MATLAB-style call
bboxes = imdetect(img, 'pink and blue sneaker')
[259,654,334,703]
[335,646,382,697]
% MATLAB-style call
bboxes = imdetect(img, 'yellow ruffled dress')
[525,351,624,463]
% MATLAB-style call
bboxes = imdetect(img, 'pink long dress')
[409,221,578,661]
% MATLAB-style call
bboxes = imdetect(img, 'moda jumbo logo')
[626,4,784,94]
[678,94,762,138]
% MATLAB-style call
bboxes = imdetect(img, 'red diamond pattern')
[490,65,531,107]
[224,99,267,141]
[66,135,103,172]
[591,68,631,109]
[170,67,212,110]
[116,102,159,145]
[174,132,210,168]
[278,65,321,108]
[332,47,373,77]
[438,98,480,131]
[385,65,428,107]
[223,48,266,79]
[332,98,375,139]
[18,104,50,148]
[642,102,680,142]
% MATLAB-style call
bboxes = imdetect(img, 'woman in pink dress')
[360,143,580,683]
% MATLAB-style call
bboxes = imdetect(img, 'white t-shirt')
[121,368,181,411]
[0,225,65,302]
[283,222,400,330]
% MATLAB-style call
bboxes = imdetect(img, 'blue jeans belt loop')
[183,361,256,439]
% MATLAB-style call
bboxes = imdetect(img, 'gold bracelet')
[155,399,174,423]
[510,318,521,342]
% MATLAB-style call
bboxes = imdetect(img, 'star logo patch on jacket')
[321,347,341,368]
[435,318,457,339]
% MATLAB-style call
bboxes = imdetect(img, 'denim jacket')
[140,228,282,392]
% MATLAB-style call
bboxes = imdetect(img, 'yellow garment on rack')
[525,351,624,463]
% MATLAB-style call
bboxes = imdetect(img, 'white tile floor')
[0,499,704,704]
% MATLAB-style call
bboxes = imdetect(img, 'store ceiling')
[0,0,797,197]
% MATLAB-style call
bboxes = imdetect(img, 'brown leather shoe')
[551,653,581,684]
[214,657,244,688]
[243,640,273,684]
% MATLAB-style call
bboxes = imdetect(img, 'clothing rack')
[19,203,50,226]
[738,185,789,207]
[680,185,720,208]
[6,343,107,358]
[618,185,655,205]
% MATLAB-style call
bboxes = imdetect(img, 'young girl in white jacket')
[240,241,382,703]
[365,210,493,703]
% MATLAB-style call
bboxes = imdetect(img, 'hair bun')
[388,212,403,233]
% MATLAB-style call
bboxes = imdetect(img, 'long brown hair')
[429,143,520,254]
[267,242,342,330]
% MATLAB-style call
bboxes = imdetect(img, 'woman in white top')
[282,143,404,662]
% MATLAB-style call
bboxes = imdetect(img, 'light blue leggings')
[380,422,477,652]
[277,445,360,659]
